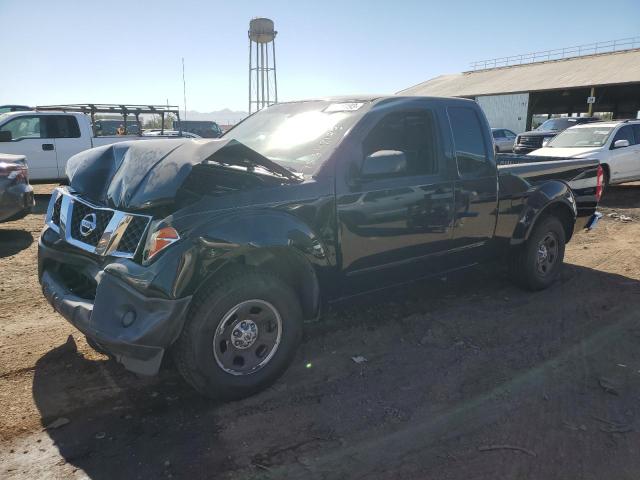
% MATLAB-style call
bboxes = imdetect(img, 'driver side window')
[612,126,635,147]
[0,116,43,141]
[362,110,439,176]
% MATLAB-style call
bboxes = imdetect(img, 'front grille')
[46,188,153,259]
[70,201,113,247]
[118,216,150,254]
[517,136,543,148]
[51,195,62,226]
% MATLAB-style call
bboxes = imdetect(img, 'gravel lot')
[2,183,640,479]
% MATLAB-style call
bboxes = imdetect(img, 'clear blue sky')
[1,0,638,112]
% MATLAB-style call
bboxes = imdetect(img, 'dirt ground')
[1,183,640,479]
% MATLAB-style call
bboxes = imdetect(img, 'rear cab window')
[49,115,81,138]
[447,106,492,177]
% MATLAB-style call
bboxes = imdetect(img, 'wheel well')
[540,202,574,242]
[198,248,321,320]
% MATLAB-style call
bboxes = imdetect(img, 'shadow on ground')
[31,263,640,479]
[600,183,640,210]
[32,194,51,215]
[0,229,33,258]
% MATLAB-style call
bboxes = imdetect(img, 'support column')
[587,87,596,116]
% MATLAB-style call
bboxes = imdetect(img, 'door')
[608,125,639,182]
[0,115,57,180]
[447,106,498,255]
[503,129,517,152]
[492,129,507,152]
[49,115,89,178]
[337,106,455,295]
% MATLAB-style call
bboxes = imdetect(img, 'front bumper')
[39,234,192,375]
[513,146,536,154]
[0,182,34,223]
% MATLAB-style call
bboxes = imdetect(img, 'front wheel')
[509,216,566,291]
[174,271,303,400]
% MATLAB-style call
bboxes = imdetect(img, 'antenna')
[248,18,278,114]
[182,57,187,121]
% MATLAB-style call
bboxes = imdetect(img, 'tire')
[174,271,303,400]
[509,215,566,291]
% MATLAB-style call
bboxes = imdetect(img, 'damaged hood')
[66,138,299,210]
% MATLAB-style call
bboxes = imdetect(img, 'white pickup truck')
[0,108,182,182]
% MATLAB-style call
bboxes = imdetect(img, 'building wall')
[475,93,529,134]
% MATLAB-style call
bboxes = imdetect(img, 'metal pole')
[255,41,259,111]
[182,57,187,121]
[260,43,266,110]
[272,37,278,103]
[248,39,252,114]
[266,39,270,106]
[587,87,595,116]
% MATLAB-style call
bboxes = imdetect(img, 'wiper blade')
[209,139,303,182]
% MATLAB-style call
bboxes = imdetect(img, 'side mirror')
[613,139,630,149]
[361,150,407,177]
[0,131,12,142]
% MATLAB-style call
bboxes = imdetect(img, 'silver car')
[492,128,518,153]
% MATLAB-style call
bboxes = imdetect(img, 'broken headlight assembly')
[142,220,180,264]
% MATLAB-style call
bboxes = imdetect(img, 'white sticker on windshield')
[324,102,365,113]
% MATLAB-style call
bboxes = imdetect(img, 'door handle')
[42,143,54,151]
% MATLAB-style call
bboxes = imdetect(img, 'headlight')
[0,161,28,183]
[142,221,180,263]
[542,137,552,147]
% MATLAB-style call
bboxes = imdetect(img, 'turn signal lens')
[595,165,603,202]
[144,225,180,262]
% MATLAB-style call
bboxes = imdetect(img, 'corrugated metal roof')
[399,49,640,97]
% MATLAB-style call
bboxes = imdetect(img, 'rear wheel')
[509,216,566,290]
[174,271,303,400]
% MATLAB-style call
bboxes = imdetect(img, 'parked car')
[39,96,602,400]
[513,117,600,153]
[530,120,640,188]
[0,110,180,182]
[172,120,223,138]
[492,128,517,152]
[0,153,34,223]
[142,130,201,138]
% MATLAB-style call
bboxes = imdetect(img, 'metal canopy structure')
[470,36,640,71]
[35,104,181,135]
[400,45,640,133]
[399,49,640,98]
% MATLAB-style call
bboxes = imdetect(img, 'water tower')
[248,18,278,114]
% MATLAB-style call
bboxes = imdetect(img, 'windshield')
[537,118,589,131]
[547,126,614,148]
[223,101,366,175]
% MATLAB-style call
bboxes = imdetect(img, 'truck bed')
[497,153,600,229]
